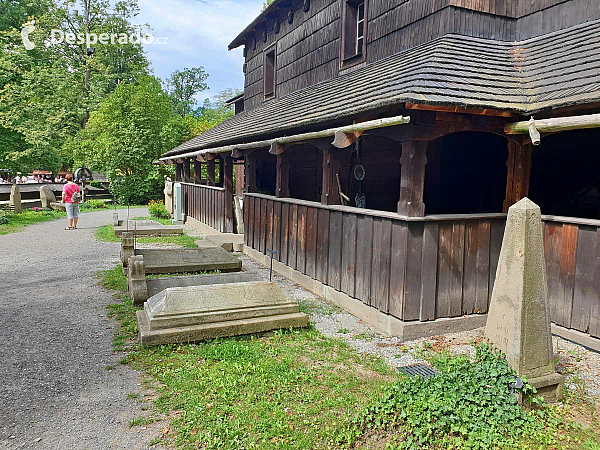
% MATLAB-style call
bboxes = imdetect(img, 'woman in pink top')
[62,174,80,230]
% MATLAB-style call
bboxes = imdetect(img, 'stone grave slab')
[146,272,260,298]
[130,247,241,274]
[485,198,563,402]
[136,281,308,346]
[114,219,183,237]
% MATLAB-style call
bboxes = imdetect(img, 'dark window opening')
[289,145,322,202]
[264,48,276,99]
[342,0,366,63]
[529,129,600,220]
[234,98,244,115]
[424,132,508,215]
[253,150,277,195]
[340,135,400,212]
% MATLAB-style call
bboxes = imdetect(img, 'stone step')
[137,311,308,346]
[205,233,244,252]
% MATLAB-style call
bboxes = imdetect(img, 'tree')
[72,76,185,203]
[165,67,209,117]
[0,0,149,173]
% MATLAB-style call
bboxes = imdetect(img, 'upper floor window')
[264,46,276,99]
[342,0,367,64]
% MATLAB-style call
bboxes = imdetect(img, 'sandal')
[65,227,73,230]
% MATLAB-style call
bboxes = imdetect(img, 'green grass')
[95,224,198,248]
[0,209,66,235]
[99,265,600,449]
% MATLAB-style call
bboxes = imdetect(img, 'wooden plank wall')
[245,194,600,341]
[182,183,226,233]
[244,0,340,111]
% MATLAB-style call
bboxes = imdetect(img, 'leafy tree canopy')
[164,67,209,117]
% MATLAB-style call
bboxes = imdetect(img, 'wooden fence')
[182,183,228,233]
[244,193,600,341]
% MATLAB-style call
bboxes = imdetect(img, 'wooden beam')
[397,140,428,217]
[223,155,234,233]
[206,159,216,186]
[321,148,341,205]
[503,141,532,212]
[505,113,600,138]
[182,158,191,183]
[269,142,291,155]
[276,152,290,198]
[332,130,363,148]
[244,152,257,193]
[159,114,411,162]
[405,102,517,118]
[194,161,202,184]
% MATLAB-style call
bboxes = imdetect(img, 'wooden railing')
[244,193,600,341]
[182,183,230,233]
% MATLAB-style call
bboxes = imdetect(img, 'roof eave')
[228,0,286,50]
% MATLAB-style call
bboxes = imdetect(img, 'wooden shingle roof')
[164,19,600,158]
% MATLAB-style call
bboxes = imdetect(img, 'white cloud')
[134,0,263,102]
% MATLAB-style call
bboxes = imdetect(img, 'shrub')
[89,180,106,188]
[148,200,170,219]
[84,199,108,209]
[0,214,9,225]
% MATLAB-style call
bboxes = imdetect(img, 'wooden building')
[160,0,600,348]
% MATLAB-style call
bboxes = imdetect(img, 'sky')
[133,0,264,103]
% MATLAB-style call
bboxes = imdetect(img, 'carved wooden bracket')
[269,142,291,155]
[195,155,206,162]
[332,130,364,148]
[204,153,218,161]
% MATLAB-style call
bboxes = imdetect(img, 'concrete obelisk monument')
[485,198,563,402]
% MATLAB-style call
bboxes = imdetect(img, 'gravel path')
[0,208,166,450]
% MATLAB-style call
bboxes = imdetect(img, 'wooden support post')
[206,159,216,186]
[175,162,183,182]
[235,164,245,196]
[194,161,202,184]
[223,155,234,233]
[244,152,257,193]
[321,148,341,205]
[397,140,428,217]
[183,158,191,183]
[217,156,224,187]
[503,140,533,212]
[276,152,290,198]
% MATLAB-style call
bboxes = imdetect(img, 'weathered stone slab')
[50,202,66,212]
[205,233,245,252]
[146,272,260,297]
[128,255,148,305]
[120,232,135,268]
[135,247,241,274]
[10,185,21,214]
[136,281,308,346]
[485,198,563,402]
[39,185,56,208]
[113,219,183,237]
